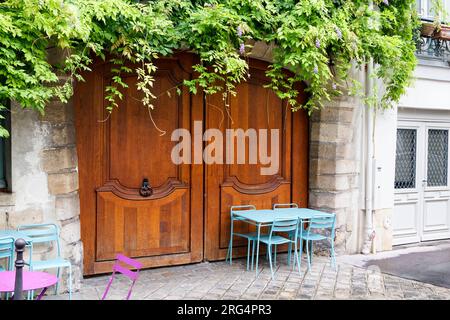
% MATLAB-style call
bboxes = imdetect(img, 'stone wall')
[40,97,82,291]
[309,85,364,254]
[0,97,82,293]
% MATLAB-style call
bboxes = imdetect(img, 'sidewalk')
[51,253,450,300]
[337,240,450,289]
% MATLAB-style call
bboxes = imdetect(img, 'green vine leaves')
[0,0,419,137]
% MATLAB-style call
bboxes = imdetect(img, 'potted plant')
[428,0,450,39]
[421,21,436,37]
[434,24,450,40]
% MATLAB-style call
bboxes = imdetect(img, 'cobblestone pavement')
[51,254,450,300]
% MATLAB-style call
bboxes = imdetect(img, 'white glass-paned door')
[394,122,450,245]
[393,124,422,244]
[422,126,450,241]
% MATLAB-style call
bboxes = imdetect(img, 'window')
[417,0,450,21]
[395,129,417,189]
[427,129,449,187]
[0,101,11,191]
[416,1,450,61]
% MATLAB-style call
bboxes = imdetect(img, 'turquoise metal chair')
[0,236,14,300]
[17,223,72,300]
[273,203,298,264]
[226,205,263,270]
[0,236,14,271]
[299,214,337,271]
[256,218,302,280]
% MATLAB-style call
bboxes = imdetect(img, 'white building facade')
[371,0,450,250]
[392,57,450,246]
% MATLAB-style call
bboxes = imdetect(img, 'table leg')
[251,240,256,270]
[255,224,261,277]
[246,241,250,271]
[26,242,33,300]
[36,287,48,300]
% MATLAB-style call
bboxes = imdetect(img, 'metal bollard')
[13,238,26,300]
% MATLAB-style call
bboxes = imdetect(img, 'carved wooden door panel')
[204,59,309,260]
[75,53,203,275]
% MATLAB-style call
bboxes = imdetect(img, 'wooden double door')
[75,53,308,275]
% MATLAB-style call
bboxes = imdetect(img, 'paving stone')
[334,289,350,299]
[202,294,223,300]
[352,289,367,296]
[45,254,450,301]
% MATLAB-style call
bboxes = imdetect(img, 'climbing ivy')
[0,0,420,137]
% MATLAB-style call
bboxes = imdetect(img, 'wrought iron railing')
[416,36,450,60]
[416,18,450,62]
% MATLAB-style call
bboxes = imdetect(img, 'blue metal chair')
[0,236,14,272]
[0,236,14,300]
[0,237,14,300]
[273,203,298,264]
[299,214,337,271]
[256,218,302,280]
[226,205,264,270]
[17,223,72,300]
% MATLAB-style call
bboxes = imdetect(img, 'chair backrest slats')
[309,215,336,229]
[307,214,336,238]
[230,205,256,220]
[273,203,298,209]
[113,264,139,281]
[0,237,14,247]
[16,229,55,236]
[17,223,61,258]
[310,222,334,229]
[231,205,256,213]
[17,224,59,244]
[0,236,14,259]
[270,218,299,239]
[21,235,57,243]
[116,253,143,270]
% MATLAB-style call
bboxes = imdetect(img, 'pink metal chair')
[101,254,143,300]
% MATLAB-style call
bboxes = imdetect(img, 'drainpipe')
[361,0,376,255]
[361,58,375,255]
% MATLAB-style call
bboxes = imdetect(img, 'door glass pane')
[395,129,417,189]
[427,129,448,187]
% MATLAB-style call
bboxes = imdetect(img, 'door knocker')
[139,178,153,197]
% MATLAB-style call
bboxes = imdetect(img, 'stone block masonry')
[309,93,363,254]
[0,93,83,293]
[40,95,83,292]
[0,46,84,292]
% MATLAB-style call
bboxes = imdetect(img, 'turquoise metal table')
[232,208,334,276]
